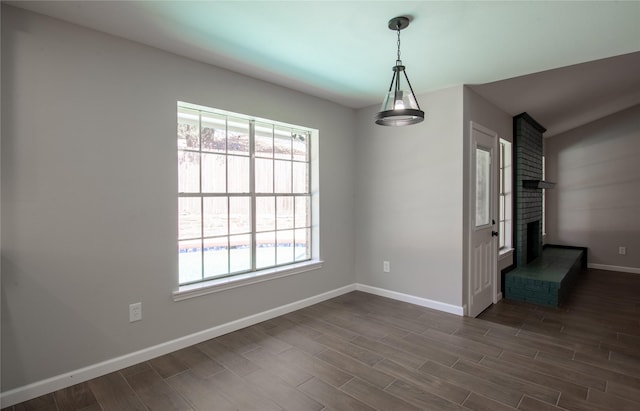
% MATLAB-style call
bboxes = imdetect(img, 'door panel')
[469,122,498,317]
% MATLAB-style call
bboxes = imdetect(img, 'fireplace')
[514,113,547,267]
[527,220,541,263]
[505,113,585,307]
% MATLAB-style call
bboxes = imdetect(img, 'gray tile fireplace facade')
[506,114,586,307]
[514,113,546,267]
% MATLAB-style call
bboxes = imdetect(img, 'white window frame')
[542,155,546,240]
[174,102,321,301]
[499,139,513,253]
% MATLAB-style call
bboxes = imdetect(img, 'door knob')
[491,231,499,237]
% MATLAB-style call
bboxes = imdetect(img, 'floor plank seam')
[7,269,640,411]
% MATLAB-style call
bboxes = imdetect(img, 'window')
[542,155,546,237]
[498,139,512,250]
[177,102,316,287]
[475,147,491,227]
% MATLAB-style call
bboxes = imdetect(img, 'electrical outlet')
[129,302,142,322]
[619,246,627,256]
[383,261,390,273]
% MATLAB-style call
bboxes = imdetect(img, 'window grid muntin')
[250,121,258,273]
[498,139,513,251]
[178,105,312,286]
[499,141,506,249]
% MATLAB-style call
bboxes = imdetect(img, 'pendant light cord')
[396,24,402,62]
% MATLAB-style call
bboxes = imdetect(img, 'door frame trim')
[468,121,500,317]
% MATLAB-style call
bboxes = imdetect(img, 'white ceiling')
[7,1,640,136]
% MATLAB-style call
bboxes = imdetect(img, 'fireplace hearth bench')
[504,245,587,307]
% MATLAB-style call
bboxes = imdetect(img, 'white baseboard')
[1,282,463,407]
[355,283,464,316]
[0,284,356,408]
[588,263,640,274]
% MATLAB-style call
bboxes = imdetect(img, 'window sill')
[498,248,514,261]
[173,260,324,301]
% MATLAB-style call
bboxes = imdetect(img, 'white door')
[468,122,498,317]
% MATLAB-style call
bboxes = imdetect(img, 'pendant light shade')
[375,16,424,126]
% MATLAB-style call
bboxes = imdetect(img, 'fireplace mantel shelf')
[522,179,556,189]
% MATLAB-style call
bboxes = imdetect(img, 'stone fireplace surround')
[526,220,541,263]
[514,112,546,267]
[504,113,587,307]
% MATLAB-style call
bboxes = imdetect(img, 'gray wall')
[545,104,640,270]
[1,6,356,391]
[352,85,512,316]
[463,87,513,276]
[354,86,465,308]
[0,2,541,396]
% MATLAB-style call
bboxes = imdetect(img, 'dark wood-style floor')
[4,268,640,410]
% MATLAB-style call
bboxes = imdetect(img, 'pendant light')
[375,16,425,126]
